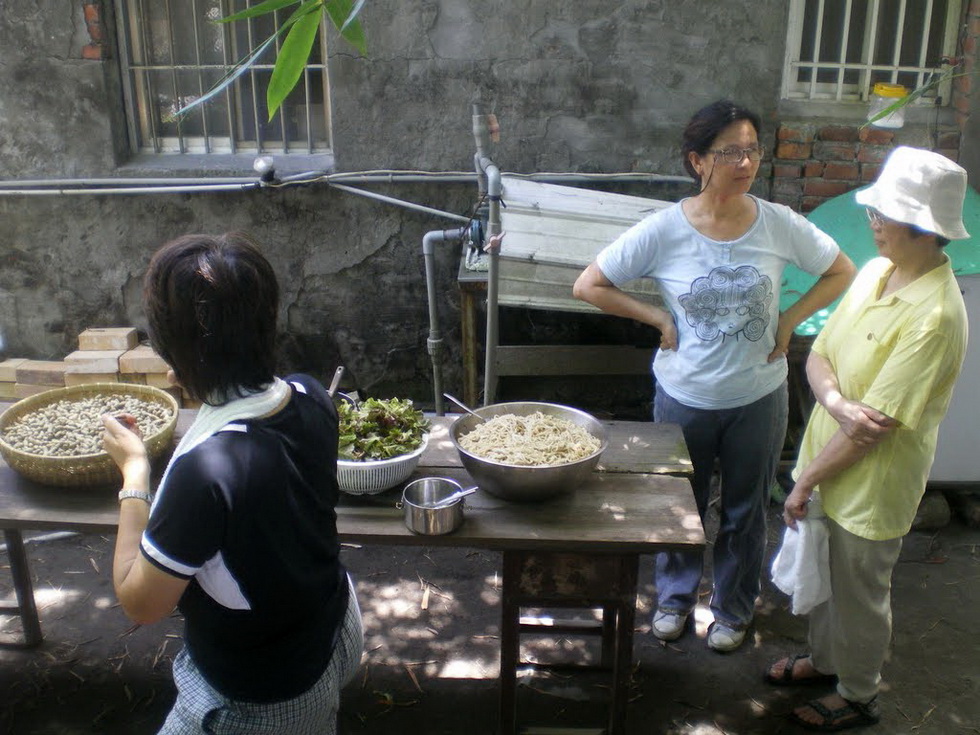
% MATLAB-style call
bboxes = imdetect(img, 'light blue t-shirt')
[596,196,840,409]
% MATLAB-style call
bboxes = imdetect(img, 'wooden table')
[0,409,699,734]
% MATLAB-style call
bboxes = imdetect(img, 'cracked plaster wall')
[0,0,793,404]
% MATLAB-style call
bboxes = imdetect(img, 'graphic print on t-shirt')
[677,265,773,342]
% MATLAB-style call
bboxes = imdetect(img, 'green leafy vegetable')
[337,398,429,461]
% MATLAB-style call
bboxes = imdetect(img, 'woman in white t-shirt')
[574,100,855,652]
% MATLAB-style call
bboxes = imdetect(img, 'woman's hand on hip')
[767,313,795,362]
[652,308,678,351]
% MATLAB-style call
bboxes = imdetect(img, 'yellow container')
[867,82,908,128]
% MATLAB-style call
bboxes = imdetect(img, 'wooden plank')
[494,345,653,377]
[498,259,661,313]
[496,177,669,315]
[498,177,669,267]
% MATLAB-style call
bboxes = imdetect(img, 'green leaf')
[266,2,324,120]
[861,66,969,129]
[324,0,367,54]
[339,0,367,32]
[220,0,302,23]
[169,34,279,121]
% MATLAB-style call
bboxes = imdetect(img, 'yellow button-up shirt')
[796,256,968,540]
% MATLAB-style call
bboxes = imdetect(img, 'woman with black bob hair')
[143,232,279,403]
[102,233,362,734]
[575,100,856,652]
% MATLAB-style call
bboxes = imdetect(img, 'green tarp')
[782,185,980,336]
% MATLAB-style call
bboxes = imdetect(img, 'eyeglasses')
[707,145,765,165]
[865,207,894,227]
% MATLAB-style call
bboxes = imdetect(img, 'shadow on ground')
[2,502,978,734]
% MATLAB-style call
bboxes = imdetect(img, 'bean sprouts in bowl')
[448,402,607,502]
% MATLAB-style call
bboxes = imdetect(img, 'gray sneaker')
[707,621,746,652]
[651,610,688,641]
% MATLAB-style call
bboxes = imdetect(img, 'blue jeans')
[653,382,788,629]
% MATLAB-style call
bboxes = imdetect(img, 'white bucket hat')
[855,146,970,240]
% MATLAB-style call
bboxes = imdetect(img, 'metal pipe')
[2,177,259,187]
[0,170,690,194]
[479,156,502,406]
[422,226,469,415]
[327,183,471,224]
[0,183,261,196]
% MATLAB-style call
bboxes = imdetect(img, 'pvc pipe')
[0,170,691,197]
[327,182,471,224]
[0,183,261,196]
[423,227,469,415]
[5,177,258,187]
[479,156,502,406]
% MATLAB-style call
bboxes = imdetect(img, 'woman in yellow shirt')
[766,147,971,731]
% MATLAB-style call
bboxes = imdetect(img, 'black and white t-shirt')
[141,374,348,702]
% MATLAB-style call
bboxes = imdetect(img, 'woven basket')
[0,383,179,488]
[337,434,429,496]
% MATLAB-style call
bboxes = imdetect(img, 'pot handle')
[395,501,403,510]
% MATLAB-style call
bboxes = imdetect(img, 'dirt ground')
[1,497,978,735]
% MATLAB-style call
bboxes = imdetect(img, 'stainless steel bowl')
[400,477,466,535]
[448,402,607,502]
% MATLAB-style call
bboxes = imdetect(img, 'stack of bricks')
[0,328,198,408]
[771,122,962,213]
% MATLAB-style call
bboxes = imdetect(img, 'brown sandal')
[764,653,838,686]
[789,696,881,731]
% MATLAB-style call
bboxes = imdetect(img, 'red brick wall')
[770,123,962,213]
[770,0,978,214]
[81,1,107,60]
[953,0,980,129]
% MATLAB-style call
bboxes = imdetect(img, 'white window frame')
[114,0,333,160]
[782,0,963,105]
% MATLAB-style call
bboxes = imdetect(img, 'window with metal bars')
[115,0,332,157]
[782,0,963,104]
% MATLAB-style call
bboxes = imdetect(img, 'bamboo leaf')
[861,67,969,128]
[324,0,367,54]
[266,3,324,120]
[220,0,302,24]
[339,0,367,32]
[168,34,278,121]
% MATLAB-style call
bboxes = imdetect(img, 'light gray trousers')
[808,517,902,703]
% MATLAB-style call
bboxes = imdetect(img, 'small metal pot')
[399,477,466,535]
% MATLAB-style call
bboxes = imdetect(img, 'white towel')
[771,492,831,615]
[150,377,291,513]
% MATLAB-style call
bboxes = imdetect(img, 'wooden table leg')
[608,555,638,735]
[2,529,43,647]
[499,551,521,735]
[500,550,639,735]
[459,283,484,408]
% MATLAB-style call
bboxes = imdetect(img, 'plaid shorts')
[158,577,363,735]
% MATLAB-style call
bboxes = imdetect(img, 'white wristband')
[118,489,153,504]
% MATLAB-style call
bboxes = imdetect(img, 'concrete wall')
[0,1,975,409]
